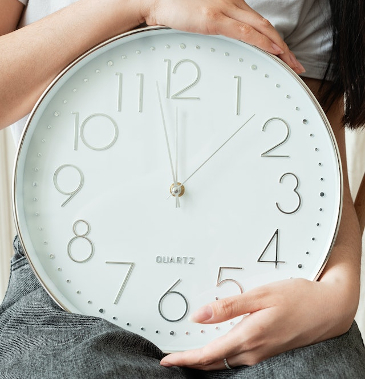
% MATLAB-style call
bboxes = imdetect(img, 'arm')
[0,0,304,130]
[0,0,24,35]
[308,78,361,335]
[160,79,362,369]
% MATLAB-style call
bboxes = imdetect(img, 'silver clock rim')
[12,25,343,317]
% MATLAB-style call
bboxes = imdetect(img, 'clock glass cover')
[14,27,342,352]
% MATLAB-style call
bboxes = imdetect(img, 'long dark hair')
[321,0,365,128]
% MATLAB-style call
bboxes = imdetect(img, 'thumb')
[189,286,271,324]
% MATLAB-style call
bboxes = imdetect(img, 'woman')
[0,0,364,377]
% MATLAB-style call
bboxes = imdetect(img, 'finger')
[161,305,281,369]
[180,353,248,371]
[162,353,242,371]
[223,5,305,74]
[228,3,286,51]
[190,285,273,324]
[210,14,282,55]
[161,313,253,367]
[160,333,233,368]
[161,320,254,368]
[210,15,304,74]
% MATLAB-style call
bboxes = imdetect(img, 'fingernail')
[289,53,306,73]
[160,360,173,367]
[189,305,213,323]
[297,62,306,74]
[271,43,284,55]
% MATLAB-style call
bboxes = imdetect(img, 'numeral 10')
[72,112,119,151]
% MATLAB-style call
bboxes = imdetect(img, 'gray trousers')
[1,237,365,379]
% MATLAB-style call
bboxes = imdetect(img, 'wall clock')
[13,26,342,352]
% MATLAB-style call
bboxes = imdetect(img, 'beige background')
[1,125,364,337]
[0,127,16,298]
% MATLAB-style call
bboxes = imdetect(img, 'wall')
[0,127,16,298]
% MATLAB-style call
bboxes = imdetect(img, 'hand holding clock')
[160,277,355,369]
[0,0,304,130]
[144,0,305,74]
[160,80,361,369]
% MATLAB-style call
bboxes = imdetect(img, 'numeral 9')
[53,164,84,207]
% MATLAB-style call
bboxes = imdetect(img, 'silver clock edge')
[272,56,344,282]
[11,26,343,317]
[239,42,344,282]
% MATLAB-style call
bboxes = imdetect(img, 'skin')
[0,0,361,371]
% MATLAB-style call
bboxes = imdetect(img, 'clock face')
[14,27,342,352]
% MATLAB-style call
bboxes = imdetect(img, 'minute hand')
[180,114,255,187]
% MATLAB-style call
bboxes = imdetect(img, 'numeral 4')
[257,229,285,268]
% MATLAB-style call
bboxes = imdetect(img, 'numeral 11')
[115,72,144,112]
[234,76,241,115]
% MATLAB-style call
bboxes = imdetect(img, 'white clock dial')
[14,27,342,352]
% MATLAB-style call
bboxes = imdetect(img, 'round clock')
[13,26,342,352]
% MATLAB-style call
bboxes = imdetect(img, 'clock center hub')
[170,182,185,197]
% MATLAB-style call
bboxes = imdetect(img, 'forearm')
[0,0,145,130]
[320,183,361,288]
[318,173,361,326]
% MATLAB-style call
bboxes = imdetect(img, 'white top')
[12,0,331,144]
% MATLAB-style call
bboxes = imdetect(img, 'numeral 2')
[261,117,290,158]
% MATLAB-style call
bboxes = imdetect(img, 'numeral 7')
[105,261,135,304]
